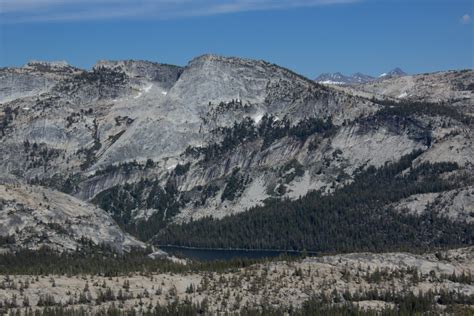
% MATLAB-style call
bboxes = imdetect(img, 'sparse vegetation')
[1,253,473,315]
[188,116,335,162]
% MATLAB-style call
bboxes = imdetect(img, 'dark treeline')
[92,178,184,241]
[154,151,473,252]
[0,247,296,276]
[373,99,472,125]
[0,105,18,137]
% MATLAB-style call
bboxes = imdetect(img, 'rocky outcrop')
[394,186,474,223]
[93,59,183,89]
[0,183,144,252]
[0,61,79,103]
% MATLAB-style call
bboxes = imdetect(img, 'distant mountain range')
[315,67,407,85]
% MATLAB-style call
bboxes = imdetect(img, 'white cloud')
[0,0,361,23]
[461,14,471,24]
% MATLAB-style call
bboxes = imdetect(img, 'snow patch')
[161,91,168,96]
[133,208,158,221]
[143,84,153,93]
[319,80,345,85]
[398,92,408,99]
[134,84,153,99]
[167,163,177,170]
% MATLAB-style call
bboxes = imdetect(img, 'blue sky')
[0,0,472,78]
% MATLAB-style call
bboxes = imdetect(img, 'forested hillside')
[155,151,473,252]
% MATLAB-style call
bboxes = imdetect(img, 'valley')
[0,56,473,314]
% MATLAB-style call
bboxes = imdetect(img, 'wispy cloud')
[460,14,471,24]
[0,0,361,23]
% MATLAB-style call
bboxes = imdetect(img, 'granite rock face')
[0,55,472,249]
[0,183,143,252]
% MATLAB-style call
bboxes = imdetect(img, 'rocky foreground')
[0,247,472,315]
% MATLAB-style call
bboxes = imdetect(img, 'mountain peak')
[317,67,408,85]
[25,60,69,67]
[92,59,183,88]
[23,60,72,71]
[188,54,267,68]
[379,67,407,78]
[316,72,374,85]
[389,67,407,76]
